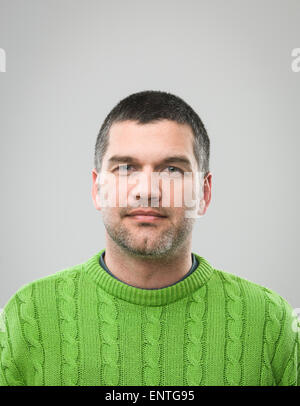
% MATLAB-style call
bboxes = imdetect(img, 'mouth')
[126,214,167,222]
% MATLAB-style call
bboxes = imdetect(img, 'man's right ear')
[92,168,102,211]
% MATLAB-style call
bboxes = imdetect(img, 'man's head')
[92,90,212,259]
[94,90,210,176]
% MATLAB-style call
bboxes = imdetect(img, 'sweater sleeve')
[0,296,27,386]
[272,297,300,386]
[298,331,300,386]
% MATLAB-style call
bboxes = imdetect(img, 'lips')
[127,210,166,217]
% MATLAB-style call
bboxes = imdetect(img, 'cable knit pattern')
[0,311,24,386]
[185,286,207,385]
[0,250,299,386]
[219,272,244,386]
[97,290,120,386]
[56,273,80,386]
[260,287,284,386]
[278,336,298,386]
[17,284,44,386]
[142,306,163,386]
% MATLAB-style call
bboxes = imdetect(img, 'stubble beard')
[101,209,195,259]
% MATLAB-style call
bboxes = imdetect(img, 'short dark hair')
[94,90,210,175]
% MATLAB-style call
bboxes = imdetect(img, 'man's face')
[92,119,209,258]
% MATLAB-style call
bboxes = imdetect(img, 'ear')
[91,168,102,211]
[197,172,212,217]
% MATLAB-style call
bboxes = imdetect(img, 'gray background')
[0,0,299,309]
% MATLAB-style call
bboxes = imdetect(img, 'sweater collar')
[84,249,214,306]
[99,250,199,285]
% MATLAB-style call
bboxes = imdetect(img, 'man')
[0,90,299,386]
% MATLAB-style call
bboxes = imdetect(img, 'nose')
[128,169,161,208]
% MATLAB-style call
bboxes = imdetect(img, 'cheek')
[114,177,127,207]
[161,178,195,209]
[98,175,128,209]
[159,178,179,208]
[183,182,195,209]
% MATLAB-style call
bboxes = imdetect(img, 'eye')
[164,166,184,175]
[114,164,134,173]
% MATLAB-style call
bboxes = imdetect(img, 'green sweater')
[0,249,299,386]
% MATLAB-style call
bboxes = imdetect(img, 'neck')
[104,234,193,289]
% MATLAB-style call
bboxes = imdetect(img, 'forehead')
[104,119,195,159]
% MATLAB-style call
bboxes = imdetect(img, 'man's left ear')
[197,173,212,217]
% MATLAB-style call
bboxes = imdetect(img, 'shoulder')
[2,263,83,315]
[212,267,295,318]
[212,268,299,356]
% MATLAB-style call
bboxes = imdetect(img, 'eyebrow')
[107,155,193,171]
